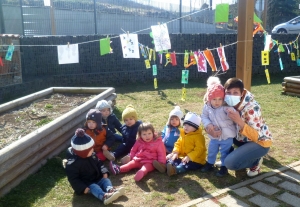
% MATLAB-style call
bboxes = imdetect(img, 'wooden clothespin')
[220,43,222,48]
[67,42,70,48]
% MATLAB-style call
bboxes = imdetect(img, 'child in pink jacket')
[109,122,166,181]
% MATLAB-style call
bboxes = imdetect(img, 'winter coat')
[173,128,207,165]
[102,113,122,134]
[113,120,142,158]
[65,148,110,195]
[85,125,115,152]
[161,125,181,153]
[201,104,236,140]
[130,137,166,164]
[235,90,272,148]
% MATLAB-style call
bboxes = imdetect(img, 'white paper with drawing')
[57,44,79,64]
[120,34,140,58]
[151,23,171,51]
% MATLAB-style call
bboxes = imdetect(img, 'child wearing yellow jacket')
[166,112,207,176]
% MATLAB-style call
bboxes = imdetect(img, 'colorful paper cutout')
[194,51,207,72]
[0,57,3,67]
[265,69,270,84]
[5,45,14,61]
[100,38,111,56]
[151,23,171,51]
[165,53,171,66]
[203,49,217,71]
[184,50,189,68]
[145,59,151,69]
[171,52,177,66]
[181,70,189,84]
[217,46,229,71]
[261,51,269,66]
[154,78,158,89]
[215,3,229,23]
[57,44,79,64]
[120,34,140,58]
[181,87,186,101]
[152,64,157,76]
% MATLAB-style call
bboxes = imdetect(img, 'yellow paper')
[153,49,156,61]
[149,49,153,61]
[265,69,270,84]
[184,51,189,68]
[154,78,158,89]
[145,59,151,69]
[291,52,296,61]
[181,87,186,101]
[261,51,269,66]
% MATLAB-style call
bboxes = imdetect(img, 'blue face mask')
[224,95,241,106]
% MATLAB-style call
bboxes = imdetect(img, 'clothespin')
[67,42,70,48]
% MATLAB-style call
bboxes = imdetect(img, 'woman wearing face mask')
[208,77,273,177]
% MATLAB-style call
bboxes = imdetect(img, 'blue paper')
[279,58,283,70]
[152,64,157,76]
[5,45,14,61]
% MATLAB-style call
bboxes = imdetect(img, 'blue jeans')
[207,138,233,166]
[89,178,113,201]
[168,158,203,174]
[224,141,270,170]
[114,133,123,142]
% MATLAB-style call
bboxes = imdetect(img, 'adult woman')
[208,78,272,177]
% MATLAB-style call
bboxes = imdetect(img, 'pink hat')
[206,77,225,102]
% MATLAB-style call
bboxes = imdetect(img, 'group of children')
[64,76,238,205]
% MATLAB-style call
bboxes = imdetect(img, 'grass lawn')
[0,74,299,207]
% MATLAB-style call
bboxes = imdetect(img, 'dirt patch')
[0,93,95,150]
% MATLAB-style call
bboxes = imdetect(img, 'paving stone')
[279,171,300,182]
[278,181,300,194]
[292,165,300,172]
[277,192,300,207]
[250,181,279,195]
[218,195,250,207]
[232,187,254,197]
[248,195,279,207]
[264,176,282,183]
[196,199,219,207]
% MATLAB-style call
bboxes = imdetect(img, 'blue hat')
[71,128,94,158]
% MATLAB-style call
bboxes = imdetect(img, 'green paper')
[181,70,189,84]
[152,64,157,76]
[278,44,285,53]
[100,38,110,56]
[254,13,262,24]
[5,45,14,61]
[215,3,229,23]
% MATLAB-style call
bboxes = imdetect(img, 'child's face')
[87,148,94,157]
[170,116,180,127]
[124,117,136,127]
[183,124,197,134]
[87,120,97,130]
[100,108,110,118]
[210,97,223,108]
[140,129,154,142]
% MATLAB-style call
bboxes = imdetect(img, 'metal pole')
[93,0,97,34]
[19,0,25,36]
[236,0,255,91]
[210,0,212,10]
[50,0,56,35]
[179,0,182,33]
[263,0,268,30]
[0,0,5,33]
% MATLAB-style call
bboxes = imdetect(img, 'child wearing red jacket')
[109,123,166,181]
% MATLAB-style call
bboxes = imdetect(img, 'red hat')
[206,77,225,102]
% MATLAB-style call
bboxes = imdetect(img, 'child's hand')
[206,124,214,133]
[103,173,108,178]
[84,187,90,194]
[166,153,173,160]
[171,153,178,161]
[102,145,108,151]
[182,156,190,164]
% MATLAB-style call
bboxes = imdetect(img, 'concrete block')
[264,176,282,183]
[250,181,279,195]
[278,181,300,194]
[219,195,250,207]
[279,170,300,182]
[248,195,279,207]
[277,192,300,207]
[232,187,254,197]
[196,199,219,207]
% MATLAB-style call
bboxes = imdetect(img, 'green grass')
[0,74,300,207]
[44,104,53,109]
[35,118,53,126]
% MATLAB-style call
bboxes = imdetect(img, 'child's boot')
[167,163,177,176]
[109,161,120,175]
[134,170,145,181]
[216,166,228,177]
[153,160,166,173]
[201,162,214,172]
[103,150,115,161]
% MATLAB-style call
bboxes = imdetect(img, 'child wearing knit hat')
[200,76,237,177]
[111,105,142,161]
[96,100,123,142]
[84,109,116,161]
[165,112,207,176]
[65,128,125,205]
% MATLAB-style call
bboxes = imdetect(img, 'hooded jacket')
[173,128,207,165]
[235,90,273,148]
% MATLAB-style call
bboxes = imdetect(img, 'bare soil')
[0,93,95,150]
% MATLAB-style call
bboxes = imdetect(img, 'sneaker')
[108,187,125,196]
[62,159,68,169]
[215,160,222,168]
[120,155,130,165]
[103,150,115,161]
[201,162,214,172]
[103,191,120,205]
[216,166,228,177]
[153,160,166,173]
[167,163,177,176]
[109,161,120,175]
[247,157,263,177]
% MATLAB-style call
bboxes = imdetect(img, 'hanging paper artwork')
[100,38,112,56]
[290,43,296,61]
[203,49,217,71]
[145,60,151,69]
[150,23,171,52]
[264,34,273,51]
[139,44,148,58]
[171,52,177,66]
[186,52,196,68]
[152,64,157,76]
[154,78,158,89]
[279,58,284,70]
[165,53,171,66]
[44,0,50,6]
[181,70,189,84]
[57,44,79,64]
[184,50,189,68]
[261,51,269,66]
[181,87,186,101]
[215,3,229,23]
[120,34,140,58]
[0,57,3,66]
[5,45,14,61]
[217,46,229,71]
[265,69,271,84]
[194,51,207,72]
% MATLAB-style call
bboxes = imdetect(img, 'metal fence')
[0,0,221,36]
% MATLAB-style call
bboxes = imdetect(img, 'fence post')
[19,0,25,36]
[50,0,56,35]
[179,0,182,33]
[93,0,97,34]
[0,0,5,33]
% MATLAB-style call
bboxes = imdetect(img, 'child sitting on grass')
[166,112,207,176]
[109,123,166,181]
[65,128,125,205]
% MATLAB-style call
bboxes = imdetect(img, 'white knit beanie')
[183,112,201,129]
[95,100,112,112]
[166,106,184,126]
